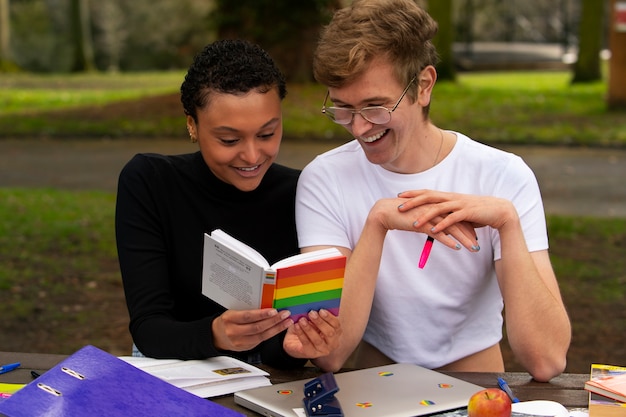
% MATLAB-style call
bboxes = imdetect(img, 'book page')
[271,247,342,269]
[202,233,267,310]
[210,229,269,268]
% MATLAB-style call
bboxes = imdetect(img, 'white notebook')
[235,363,484,417]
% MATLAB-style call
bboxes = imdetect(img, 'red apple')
[467,388,512,417]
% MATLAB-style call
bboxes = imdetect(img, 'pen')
[0,362,20,375]
[497,377,520,403]
[418,236,434,268]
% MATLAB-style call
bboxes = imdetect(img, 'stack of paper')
[120,355,271,398]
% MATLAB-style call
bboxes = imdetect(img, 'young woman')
[116,39,340,369]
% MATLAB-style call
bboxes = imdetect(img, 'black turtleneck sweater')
[115,152,305,369]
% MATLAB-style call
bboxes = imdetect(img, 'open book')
[120,355,270,398]
[202,229,346,321]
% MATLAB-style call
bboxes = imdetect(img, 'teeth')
[239,165,259,171]
[361,130,386,143]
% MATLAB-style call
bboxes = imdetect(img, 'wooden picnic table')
[0,351,589,415]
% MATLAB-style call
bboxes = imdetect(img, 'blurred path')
[0,138,624,217]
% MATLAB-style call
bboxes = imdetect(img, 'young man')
[294,0,570,381]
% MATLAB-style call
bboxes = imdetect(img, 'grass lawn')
[1,71,625,147]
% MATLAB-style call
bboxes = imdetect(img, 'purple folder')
[0,345,243,417]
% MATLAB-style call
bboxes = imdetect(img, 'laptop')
[234,363,484,417]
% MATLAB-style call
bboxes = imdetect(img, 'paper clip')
[302,372,344,417]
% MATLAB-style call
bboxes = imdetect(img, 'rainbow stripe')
[273,257,345,322]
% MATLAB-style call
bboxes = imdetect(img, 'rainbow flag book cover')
[272,255,345,322]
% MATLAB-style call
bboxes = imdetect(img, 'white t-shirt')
[295,132,548,368]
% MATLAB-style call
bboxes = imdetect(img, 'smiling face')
[187,88,283,192]
[327,58,436,173]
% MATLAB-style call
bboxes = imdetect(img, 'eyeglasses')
[321,75,416,125]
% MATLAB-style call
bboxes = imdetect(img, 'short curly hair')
[181,39,287,122]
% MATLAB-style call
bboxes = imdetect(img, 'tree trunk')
[428,0,456,81]
[70,0,96,72]
[212,0,340,82]
[607,0,626,109]
[0,0,15,70]
[572,0,604,83]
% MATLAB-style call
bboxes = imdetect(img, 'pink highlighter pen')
[418,236,435,269]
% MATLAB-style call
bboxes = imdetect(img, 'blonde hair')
[313,0,439,102]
